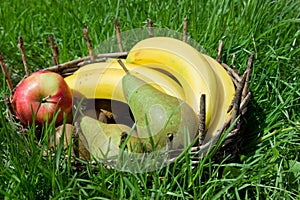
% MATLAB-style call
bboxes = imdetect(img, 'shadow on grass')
[240,97,267,157]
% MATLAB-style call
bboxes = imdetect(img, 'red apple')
[12,70,72,126]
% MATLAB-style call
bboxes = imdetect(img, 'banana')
[65,37,236,142]
[126,37,235,139]
[64,59,186,104]
[201,55,235,142]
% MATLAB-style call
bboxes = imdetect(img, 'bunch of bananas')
[64,37,235,143]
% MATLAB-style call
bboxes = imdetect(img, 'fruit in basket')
[12,70,72,126]
[126,37,216,127]
[53,123,90,159]
[126,37,235,142]
[64,37,235,143]
[64,59,185,103]
[79,116,141,160]
[119,60,199,150]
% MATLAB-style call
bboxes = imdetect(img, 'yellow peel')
[126,37,235,140]
[64,60,186,103]
[126,37,218,134]
[202,55,235,142]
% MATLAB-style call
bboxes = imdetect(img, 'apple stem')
[117,59,129,74]
[0,53,14,93]
[41,95,52,103]
[114,18,124,52]
[18,36,30,76]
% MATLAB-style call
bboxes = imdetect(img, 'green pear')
[79,116,141,160]
[118,60,199,150]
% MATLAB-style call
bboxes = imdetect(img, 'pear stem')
[117,59,129,73]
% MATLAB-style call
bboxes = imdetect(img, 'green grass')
[1,0,300,199]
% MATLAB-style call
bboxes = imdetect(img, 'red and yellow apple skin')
[12,70,73,126]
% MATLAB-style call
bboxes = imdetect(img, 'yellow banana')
[201,55,235,142]
[64,37,235,143]
[126,37,217,133]
[64,59,186,103]
[126,37,235,139]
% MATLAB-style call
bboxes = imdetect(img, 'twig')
[76,57,107,67]
[95,52,127,59]
[216,40,223,63]
[45,56,89,72]
[18,36,30,76]
[240,91,251,115]
[48,34,59,65]
[182,18,188,42]
[0,53,13,93]
[230,72,247,121]
[217,41,240,85]
[44,52,128,72]
[83,27,95,60]
[231,53,236,67]
[242,52,254,99]
[59,72,75,77]
[147,18,154,37]
[165,133,174,151]
[221,63,242,83]
[199,94,206,145]
[60,67,81,74]
[120,132,128,147]
[114,18,124,52]
[215,116,233,140]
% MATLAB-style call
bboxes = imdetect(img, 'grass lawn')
[1,0,299,199]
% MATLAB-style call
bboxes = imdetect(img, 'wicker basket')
[1,19,253,170]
